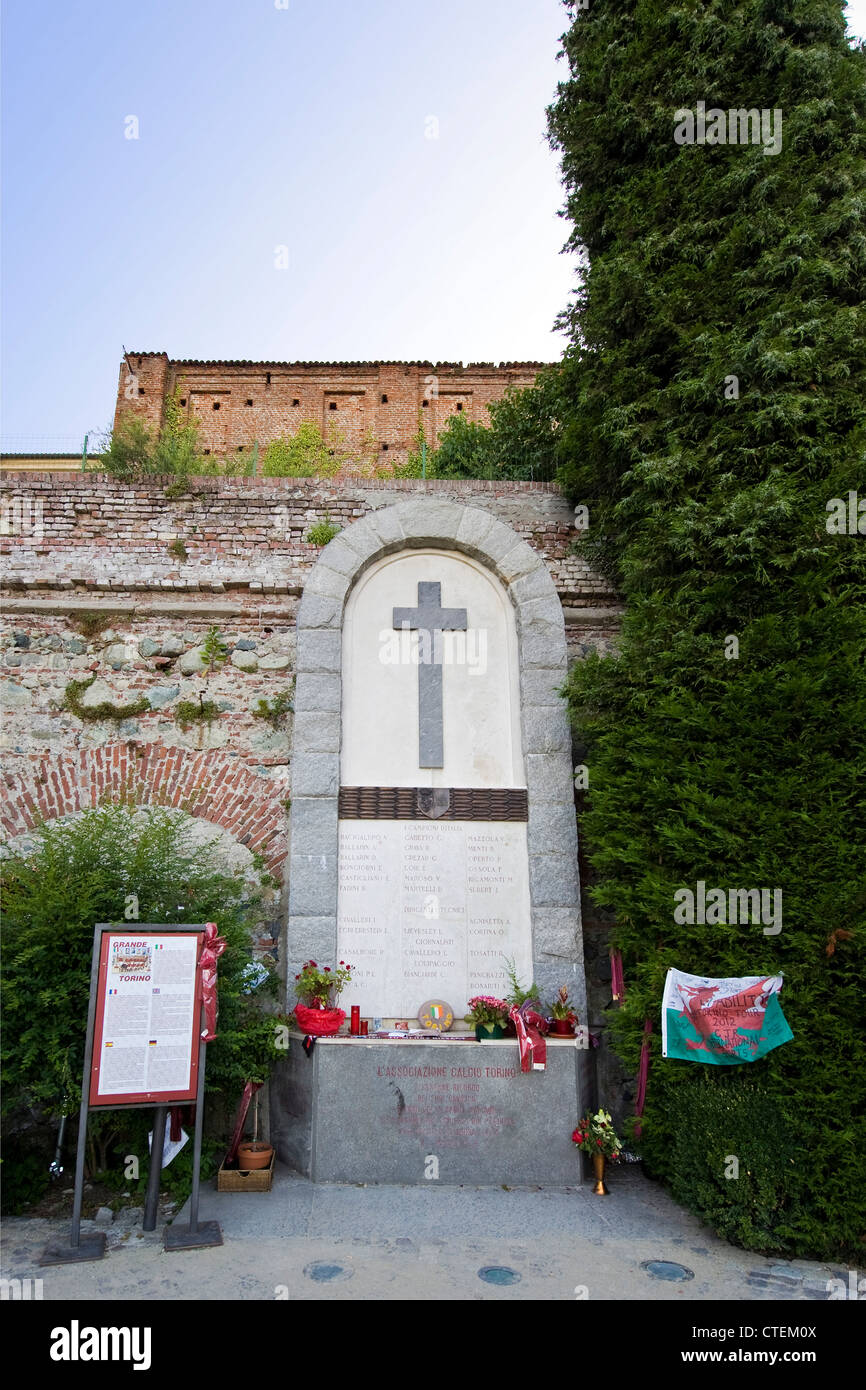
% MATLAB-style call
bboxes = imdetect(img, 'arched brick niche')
[1,745,287,875]
[287,499,583,1013]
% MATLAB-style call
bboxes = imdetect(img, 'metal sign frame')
[41,923,222,1265]
[88,927,203,1107]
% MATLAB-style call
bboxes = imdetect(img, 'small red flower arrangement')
[571,1109,623,1160]
[294,959,353,1007]
[293,960,354,1036]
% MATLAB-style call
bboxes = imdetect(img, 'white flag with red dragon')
[662,969,793,1065]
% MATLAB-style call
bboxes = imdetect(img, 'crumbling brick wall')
[114,354,546,466]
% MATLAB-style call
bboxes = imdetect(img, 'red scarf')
[509,1005,547,1072]
[199,922,227,1042]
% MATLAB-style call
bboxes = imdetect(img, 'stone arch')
[0,745,287,875]
[287,499,583,1010]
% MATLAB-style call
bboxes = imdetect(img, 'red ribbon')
[610,948,625,1001]
[199,922,227,1043]
[509,1005,547,1073]
[225,1080,262,1165]
[634,1017,653,1137]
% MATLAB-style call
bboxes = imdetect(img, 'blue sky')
[2,1,864,449]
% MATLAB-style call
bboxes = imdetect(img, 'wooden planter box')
[217,1151,275,1193]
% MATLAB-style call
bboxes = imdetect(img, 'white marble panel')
[337,819,533,1019]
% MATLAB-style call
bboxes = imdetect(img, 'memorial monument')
[271,498,590,1183]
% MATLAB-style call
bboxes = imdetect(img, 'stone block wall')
[1,472,625,1088]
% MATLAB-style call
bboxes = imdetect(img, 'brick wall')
[0,472,618,607]
[1,473,622,990]
[114,354,546,465]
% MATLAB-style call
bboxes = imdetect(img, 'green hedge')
[548,0,866,1259]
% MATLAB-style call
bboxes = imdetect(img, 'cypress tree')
[548,0,866,1257]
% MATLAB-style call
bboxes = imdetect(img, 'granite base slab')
[270,1037,592,1185]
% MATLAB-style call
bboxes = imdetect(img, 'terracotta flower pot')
[236,1142,273,1171]
[295,1003,346,1036]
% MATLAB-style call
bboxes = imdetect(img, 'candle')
[359,1020,369,1035]
[350,1005,360,1036]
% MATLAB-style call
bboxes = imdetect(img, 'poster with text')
[89,931,202,1105]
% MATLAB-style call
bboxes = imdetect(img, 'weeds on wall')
[304,516,341,546]
[252,688,294,728]
[70,612,114,639]
[175,695,219,729]
[201,626,228,676]
[63,674,150,723]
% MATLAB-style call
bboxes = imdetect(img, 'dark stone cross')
[393,581,467,768]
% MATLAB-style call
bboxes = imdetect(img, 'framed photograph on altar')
[88,927,205,1107]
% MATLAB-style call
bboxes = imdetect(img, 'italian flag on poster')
[661,969,793,1065]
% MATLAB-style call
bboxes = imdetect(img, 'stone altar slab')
[270,1038,591,1185]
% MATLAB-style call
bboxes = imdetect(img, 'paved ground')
[1,1164,849,1301]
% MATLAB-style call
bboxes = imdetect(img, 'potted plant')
[293,959,353,1036]
[237,1089,273,1170]
[503,956,541,1035]
[572,1108,623,1194]
[465,995,510,1040]
[548,984,579,1036]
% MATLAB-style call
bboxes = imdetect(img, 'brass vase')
[592,1153,609,1195]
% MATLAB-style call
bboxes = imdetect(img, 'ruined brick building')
[114,353,546,466]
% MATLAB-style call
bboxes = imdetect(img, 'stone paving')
[1,1165,852,1302]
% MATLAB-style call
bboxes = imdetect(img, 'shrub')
[99,391,239,480]
[0,806,286,1205]
[432,413,496,478]
[661,1073,800,1255]
[262,423,332,477]
[99,400,205,481]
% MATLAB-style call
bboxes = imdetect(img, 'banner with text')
[661,969,793,1065]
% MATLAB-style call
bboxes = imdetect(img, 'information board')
[88,930,203,1106]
